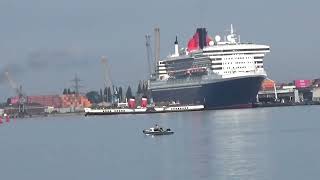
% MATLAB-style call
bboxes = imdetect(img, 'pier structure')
[257,88,300,103]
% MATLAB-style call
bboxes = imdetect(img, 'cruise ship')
[148,25,270,109]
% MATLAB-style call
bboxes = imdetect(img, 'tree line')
[62,88,76,95]
[84,80,149,104]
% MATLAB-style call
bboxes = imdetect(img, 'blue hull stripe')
[151,76,264,109]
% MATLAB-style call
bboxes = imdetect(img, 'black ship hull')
[151,76,265,109]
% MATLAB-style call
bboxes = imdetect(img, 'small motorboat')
[143,125,174,135]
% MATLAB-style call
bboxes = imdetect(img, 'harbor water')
[0,106,320,180]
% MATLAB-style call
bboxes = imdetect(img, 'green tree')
[63,88,67,95]
[86,91,100,104]
[142,81,149,96]
[142,81,146,94]
[137,81,142,94]
[100,88,103,102]
[107,87,112,102]
[104,87,108,102]
[126,86,133,100]
[118,86,123,102]
[6,98,11,105]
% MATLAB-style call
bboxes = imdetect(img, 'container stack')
[10,96,19,104]
[9,94,92,108]
[294,80,311,89]
[60,94,92,108]
[27,95,62,107]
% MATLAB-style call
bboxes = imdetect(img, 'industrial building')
[4,94,92,117]
[257,78,320,105]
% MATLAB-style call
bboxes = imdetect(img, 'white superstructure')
[152,25,270,81]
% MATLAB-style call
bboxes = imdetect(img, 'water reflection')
[183,109,271,179]
[211,109,270,179]
[2,107,320,179]
[188,112,212,179]
[148,109,271,179]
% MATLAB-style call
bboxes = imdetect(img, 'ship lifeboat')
[187,67,207,74]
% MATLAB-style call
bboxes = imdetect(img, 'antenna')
[226,24,237,43]
[71,73,83,96]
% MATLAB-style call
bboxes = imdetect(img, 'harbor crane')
[101,56,115,103]
[5,71,27,116]
[145,34,154,77]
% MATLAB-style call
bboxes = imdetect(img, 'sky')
[1,0,320,101]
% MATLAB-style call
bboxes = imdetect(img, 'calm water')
[1,106,320,180]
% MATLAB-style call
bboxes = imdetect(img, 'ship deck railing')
[150,71,264,89]
[150,76,217,88]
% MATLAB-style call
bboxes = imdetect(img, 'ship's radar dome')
[215,35,221,42]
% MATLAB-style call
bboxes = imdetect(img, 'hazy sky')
[1,0,319,100]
